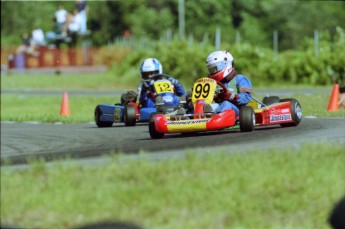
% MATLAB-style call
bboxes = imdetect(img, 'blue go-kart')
[94,74,187,128]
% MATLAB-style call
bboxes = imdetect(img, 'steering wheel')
[214,80,229,101]
[150,73,172,81]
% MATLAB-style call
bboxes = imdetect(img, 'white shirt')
[32,29,45,45]
[68,13,83,32]
[55,9,67,24]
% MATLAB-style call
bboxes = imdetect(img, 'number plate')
[154,80,174,94]
[192,77,217,105]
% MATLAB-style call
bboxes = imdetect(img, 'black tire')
[239,106,255,132]
[94,105,113,128]
[124,104,137,126]
[262,96,280,106]
[149,112,164,139]
[279,98,302,127]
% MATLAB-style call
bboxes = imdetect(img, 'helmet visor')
[142,70,158,80]
[207,61,227,75]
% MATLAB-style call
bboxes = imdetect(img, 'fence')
[7,46,93,69]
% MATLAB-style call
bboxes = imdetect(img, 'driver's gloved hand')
[142,79,155,89]
[215,92,238,102]
[168,77,178,85]
[215,91,231,101]
[147,91,156,99]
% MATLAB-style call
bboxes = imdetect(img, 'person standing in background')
[16,32,38,56]
[75,0,88,34]
[31,27,45,46]
[55,4,67,30]
[65,9,82,47]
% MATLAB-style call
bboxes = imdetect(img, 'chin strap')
[223,69,237,83]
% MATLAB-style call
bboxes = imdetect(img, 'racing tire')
[149,112,164,139]
[94,105,113,128]
[239,106,255,132]
[262,96,280,106]
[279,98,302,127]
[124,104,137,126]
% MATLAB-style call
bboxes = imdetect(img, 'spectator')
[55,4,67,27]
[16,32,39,57]
[46,17,66,48]
[65,9,82,47]
[75,0,88,34]
[31,27,45,46]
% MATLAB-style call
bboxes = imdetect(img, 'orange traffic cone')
[60,91,70,116]
[327,84,340,112]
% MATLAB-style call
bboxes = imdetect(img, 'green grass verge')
[1,72,136,90]
[2,73,344,123]
[1,93,344,123]
[1,143,344,229]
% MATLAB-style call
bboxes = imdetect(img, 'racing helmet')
[206,50,234,82]
[139,58,163,81]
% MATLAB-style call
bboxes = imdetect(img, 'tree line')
[1,0,345,50]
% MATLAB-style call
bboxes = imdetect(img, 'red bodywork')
[255,101,293,126]
[153,100,295,134]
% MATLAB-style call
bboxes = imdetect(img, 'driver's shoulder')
[235,74,251,84]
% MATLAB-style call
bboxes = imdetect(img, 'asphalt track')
[1,117,344,166]
[1,87,344,166]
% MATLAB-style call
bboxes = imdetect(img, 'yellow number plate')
[154,80,174,94]
[192,77,217,105]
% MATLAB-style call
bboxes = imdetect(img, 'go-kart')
[94,73,187,127]
[149,77,302,138]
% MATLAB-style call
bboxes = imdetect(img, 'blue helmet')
[139,58,163,80]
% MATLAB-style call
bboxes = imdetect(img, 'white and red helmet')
[206,51,234,82]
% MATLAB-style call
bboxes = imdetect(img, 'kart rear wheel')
[94,105,113,128]
[262,96,280,106]
[124,104,137,126]
[240,106,255,132]
[279,98,302,127]
[149,112,164,139]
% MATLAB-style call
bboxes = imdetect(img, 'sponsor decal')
[167,119,208,125]
[270,114,292,122]
[281,108,290,113]
[196,78,215,83]
[114,107,121,122]
[239,87,253,93]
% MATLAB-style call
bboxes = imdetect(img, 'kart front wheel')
[94,105,113,128]
[240,106,255,132]
[149,113,164,139]
[124,104,137,126]
[279,98,302,127]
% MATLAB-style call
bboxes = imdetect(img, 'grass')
[1,73,345,123]
[1,72,136,90]
[1,73,344,229]
[1,143,344,229]
[1,92,344,123]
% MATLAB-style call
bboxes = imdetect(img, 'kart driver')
[205,50,252,116]
[137,58,186,108]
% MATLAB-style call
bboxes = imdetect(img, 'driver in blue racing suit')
[137,58,186,108]
[205,50,252,116]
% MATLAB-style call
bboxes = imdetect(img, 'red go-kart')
[148,77,302,139]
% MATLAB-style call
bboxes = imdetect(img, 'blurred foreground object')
[329,196,345,229]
